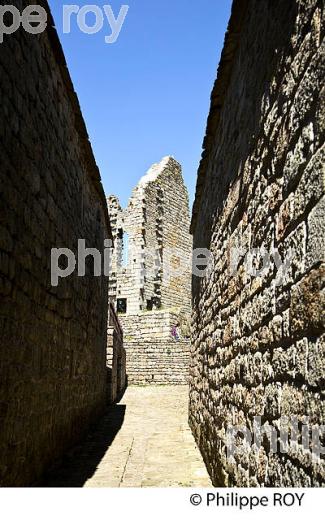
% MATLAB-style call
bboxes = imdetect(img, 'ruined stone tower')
[107,157,192,384]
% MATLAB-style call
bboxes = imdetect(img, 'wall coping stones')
[190,0,249,235]
[40,0,112,238]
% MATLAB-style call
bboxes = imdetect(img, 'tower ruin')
[107,156,193,384]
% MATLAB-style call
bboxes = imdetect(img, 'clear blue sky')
[48,0,233,209]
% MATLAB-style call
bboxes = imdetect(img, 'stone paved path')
[42,386,211,487]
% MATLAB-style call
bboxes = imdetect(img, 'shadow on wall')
[38,403,126,487]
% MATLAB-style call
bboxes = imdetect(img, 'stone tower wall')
[157,163,192,312]
[189,0,324,486]
[0,1,111,485]
[107,157,192,315]
[107,157,192,384]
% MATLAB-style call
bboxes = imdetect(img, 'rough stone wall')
[107,157,192,384]
[189,0,325,486]
[107,156,192,315]
[107,303,127,402]
[120,311,190,384]
[0,1,111,486]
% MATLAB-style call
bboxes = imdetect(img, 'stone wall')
[107,303,127,402]
[120,310,190,385]
[107,156,192,315]
[0,1,111,486]
[189,0,324,486]
[107,157,192,384]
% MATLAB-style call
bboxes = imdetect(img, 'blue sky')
[48,0,233,209]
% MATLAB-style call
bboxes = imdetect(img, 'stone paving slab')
[42,386,212,487]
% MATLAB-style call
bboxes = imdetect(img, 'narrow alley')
[1,0,323,496]
[42,386,211,487]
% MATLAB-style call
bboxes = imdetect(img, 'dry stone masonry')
[1,0,324,490]
[189,0,325,487]
[107,157,193,384]
[0,1,112,486]
[120,311,190,385]
[107,303,126,403]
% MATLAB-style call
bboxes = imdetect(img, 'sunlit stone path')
[42,386,211,487]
